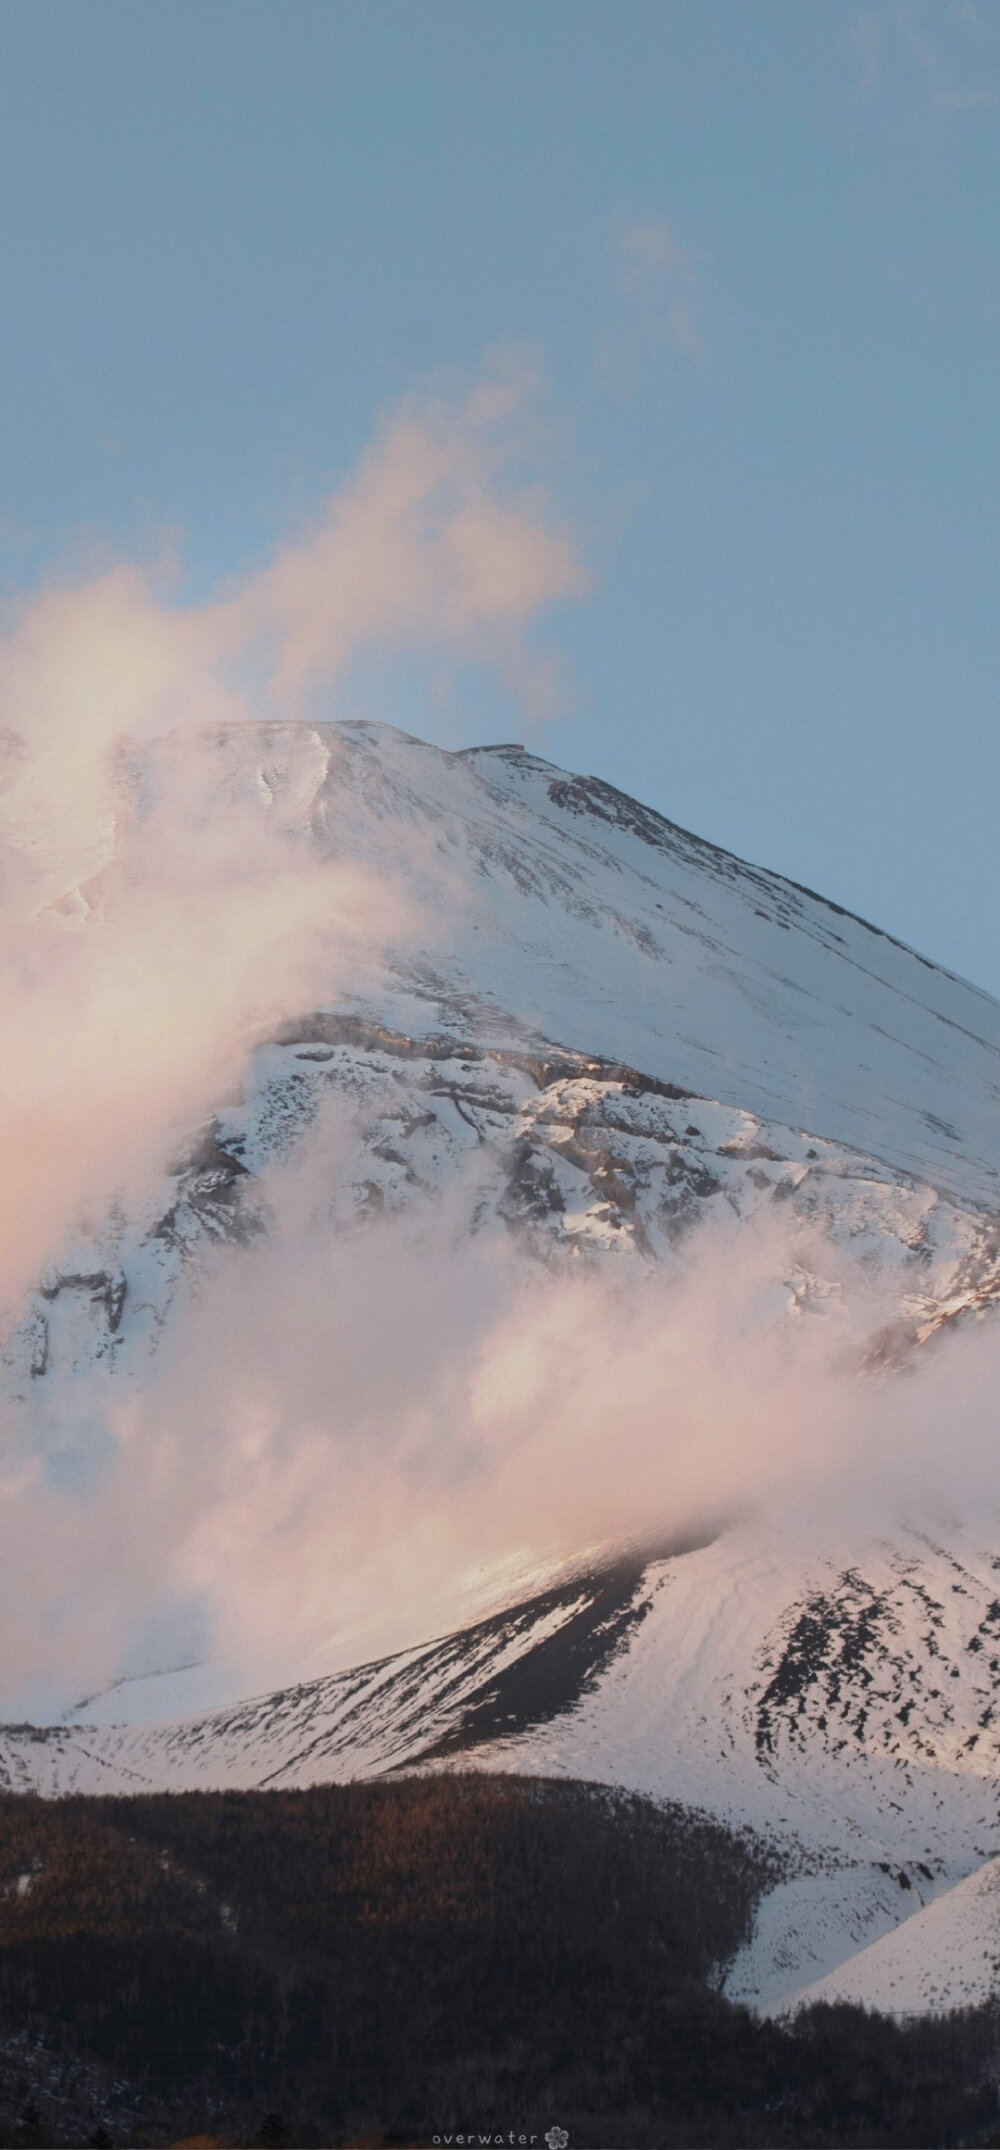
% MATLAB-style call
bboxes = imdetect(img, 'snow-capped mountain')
[112,719,1000,1214]
[4,717,1000,2020]
[6,718,1000,1399]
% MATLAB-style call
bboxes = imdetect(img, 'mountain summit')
[131,718,1000,1208]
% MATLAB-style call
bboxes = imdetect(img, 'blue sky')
[2,0,999,990]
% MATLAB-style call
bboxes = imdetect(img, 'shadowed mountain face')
[7,1525,1000,1873]
[0,1549,673,1793]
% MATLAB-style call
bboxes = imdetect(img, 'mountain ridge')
[459,737,986,988]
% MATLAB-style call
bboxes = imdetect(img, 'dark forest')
[0,1775,995,2149]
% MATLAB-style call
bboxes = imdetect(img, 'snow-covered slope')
[5,1521,1000,1864]
[723,1861,961,2016]
[772,1856,1000,2018]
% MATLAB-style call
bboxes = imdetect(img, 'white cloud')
[612,213,705,357]
[2,1130,998,1719]
[595,214,706,392]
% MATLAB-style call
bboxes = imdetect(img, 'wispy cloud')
[613,215,705,356]
[851,11,887,98]
[936,82,1000,106]
[223,360,588,714]
[849,2,1000,112]
[596,213,706,392]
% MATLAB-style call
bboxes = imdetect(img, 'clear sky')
[2,0,998,992]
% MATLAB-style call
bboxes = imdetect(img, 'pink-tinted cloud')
[230,373,587,711]
[2,1131,997,1718]
[0,366,586,1313]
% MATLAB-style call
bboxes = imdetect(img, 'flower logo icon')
[545,2131,569,2149]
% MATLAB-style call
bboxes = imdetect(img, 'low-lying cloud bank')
[117,1158,1000,1702]
[3,1114,999,1721]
